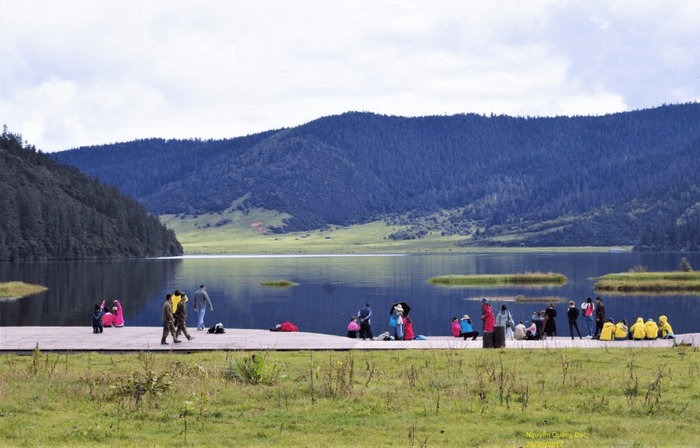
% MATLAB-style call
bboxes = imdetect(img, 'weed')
[224,353,279,385]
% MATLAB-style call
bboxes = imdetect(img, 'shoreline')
[1,326,696,353]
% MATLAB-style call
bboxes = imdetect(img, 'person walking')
[594,297,606,339]
[175,293,194,341]
[581,297,595,338]
[357,302,373,340]
[567,301,583,340]
[161,294,181,345]
[193,285,214,331]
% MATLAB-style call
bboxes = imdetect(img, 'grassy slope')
[1,347,698,447]
[160,210,629,255]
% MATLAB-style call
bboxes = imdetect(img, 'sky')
[1,0,699,153]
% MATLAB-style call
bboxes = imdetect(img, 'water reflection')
[1,252,699,336]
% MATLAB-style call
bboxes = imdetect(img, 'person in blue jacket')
[459,314,479,340]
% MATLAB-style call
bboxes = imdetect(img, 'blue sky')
[1,0,699,152]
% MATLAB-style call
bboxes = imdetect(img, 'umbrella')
[389,302,411,317]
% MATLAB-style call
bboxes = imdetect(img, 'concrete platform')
[1,326,697,353]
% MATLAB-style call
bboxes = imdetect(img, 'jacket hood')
[659,315,668,323]
[636,317,644,324]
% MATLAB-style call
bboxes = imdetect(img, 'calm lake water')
[1,252,699,336]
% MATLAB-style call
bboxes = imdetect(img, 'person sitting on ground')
[101,302,114,327]
[347,317,360,338]
[459,314,479,340]
[645,318,659,340]
[514,320,527,340]
[451,317,461,337]
[658,315,675,339]
[404,315,415,340]
[525,320,539,340]
[615,319,629,341]
[630,317,646,340]
[599,318,616,341]
[112,300,124,327]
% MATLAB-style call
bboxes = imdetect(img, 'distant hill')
[0,127,183,261]
[52,103,700,250]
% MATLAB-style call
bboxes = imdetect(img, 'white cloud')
[1,0,698,152]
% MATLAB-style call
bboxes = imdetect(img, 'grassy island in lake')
[594,271,700,293]
[261,280,298,288]
[428,273,567,287]
[0,281,47,301]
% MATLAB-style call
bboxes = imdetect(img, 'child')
[451,317,461,337]
[100,300,114,327]
[92,305,105,334]
[347,317,360,338]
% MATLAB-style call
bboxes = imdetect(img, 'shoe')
[197,328,204,331]
[188,336,194,341]
[174,339,182,343]
[161,341,167,345]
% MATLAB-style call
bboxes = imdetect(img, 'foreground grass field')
[1,346,699,447]
[160,210,631,255]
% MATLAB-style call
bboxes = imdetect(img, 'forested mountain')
[0,127,183,261]
[53,103,700,250]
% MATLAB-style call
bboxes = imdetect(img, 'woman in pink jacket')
[112,300,125,327]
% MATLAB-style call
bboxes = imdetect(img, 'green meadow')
[1,346,699,447]
[428,273,568,287]
[0,282,47,301]
[160,209,630,255]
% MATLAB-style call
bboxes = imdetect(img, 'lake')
[1,252,698,336]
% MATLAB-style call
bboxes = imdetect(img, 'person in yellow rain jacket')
[599,318,616,341]
[658,315,675,339]
[645,319,659,340]
[172,289,184,315]
[615,319,629,340]
[630,318,646,340]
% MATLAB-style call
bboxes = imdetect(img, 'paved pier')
[1,327,697,353]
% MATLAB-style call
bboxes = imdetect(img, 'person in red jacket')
[451,317,461,337]
[403,316,415,340]
[481,299,495,333]
[101,302,114,327]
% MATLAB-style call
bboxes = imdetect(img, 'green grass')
[159,209,629,255]
[0,282,47,301]
[594,271,700,293]
[428,273,568,287]
[1,347,699,447]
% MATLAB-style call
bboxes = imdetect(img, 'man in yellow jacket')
[599,319,616,341]
[645,319,659,340]
[615,319,628,340]
[630,318,646,340]
[658,315,675,339]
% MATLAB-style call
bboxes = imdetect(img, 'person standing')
[481,299,495,333]
[581,297,595,338]
[567,301,583,340]
[495,304,514,339]
[357,302,373,340]
[594,297,606,339]
[193,285,214,331]
[543,302,557,339]
[162,294,181,345]
[175,293,194,341]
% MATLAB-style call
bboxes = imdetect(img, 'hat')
[460,314,470,320]
[481,298,487,303]
[394,304,403,312]
[569,301,575,306]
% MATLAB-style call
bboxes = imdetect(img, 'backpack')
[208,323,225,334]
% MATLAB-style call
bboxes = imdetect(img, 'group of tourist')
[91,300,124,333]
[348,302,417,340]
[161,285,214,344]
[446,296,676,342]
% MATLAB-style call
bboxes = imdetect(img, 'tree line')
[0,127,183,261]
